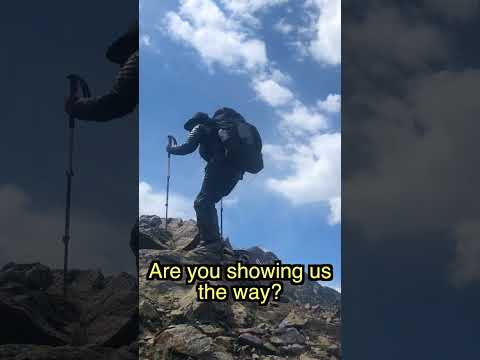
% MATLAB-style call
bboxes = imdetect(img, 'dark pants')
[194,161,241,244]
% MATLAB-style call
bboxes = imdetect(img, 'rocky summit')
[139,215,341,360]
[0,262,138,359]
[0,215,340,360]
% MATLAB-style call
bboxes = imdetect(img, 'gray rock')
[155,324,213,357]
[271,327,306,346]
[263,342,279,354]
[238,333,264,348]
[25,264,53,290]
[280,343,305,355]
[215,336,235,351]
[0,344,136,360]
[210,351,234,360]
[279,310,308,329]
[327,343,340,357]
[0,264,137,346]
[178,288,234,326]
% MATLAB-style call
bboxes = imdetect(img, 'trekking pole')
[165,135,177,232]
[62,74,90,297]
[220,198,223,239]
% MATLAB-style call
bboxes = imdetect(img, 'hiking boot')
[185,240,224,263]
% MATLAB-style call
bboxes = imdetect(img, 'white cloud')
[139,181,194,220]
[140,34,152,47]
[328,196,341,225]
[307,0,341,65]
[317,93,341,113]
[279,101,329,135]
[265,133,340,209]
[220,0,289,25]
[274,18,294,34]
[253,77,294,107]
[0,184,135,273]
[263,144,292,164]
[270,68,292,84]
[154,0,341,226]
[164,0,268,71]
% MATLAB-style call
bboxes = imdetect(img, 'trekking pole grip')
[67,75,79,128]
[66,74,91,128]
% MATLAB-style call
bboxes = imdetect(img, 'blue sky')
[139,0,341,291]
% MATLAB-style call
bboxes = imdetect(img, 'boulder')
[178,288,233,326]
[155,324,213,357]
[270,327,306,346]
[237,333,264,348]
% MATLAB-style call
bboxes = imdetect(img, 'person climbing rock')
[167,108,263,255]
[64,20,138,121]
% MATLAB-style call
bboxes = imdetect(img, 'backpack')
[212,108,264,174]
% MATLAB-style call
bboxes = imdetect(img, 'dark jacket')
[69,20,139,121]
[169,123,226,164]
[69,51,138,121]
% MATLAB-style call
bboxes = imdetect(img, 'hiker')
[167,108,263,251]
[64,20,138,121]
[63,20,139,273]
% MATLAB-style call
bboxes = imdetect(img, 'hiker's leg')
[194,164,241,243]
[208,167,242,240]
[194,167,219,243]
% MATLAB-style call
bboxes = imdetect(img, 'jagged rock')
[25,264,54,290]
[0,263,137,347]
[327,343,341,357]
[0,344,136,360]
[239,327,267,336]
[238,333,263,348]
[66,269,105,293]
[138,216,342,359]
[231,302,254,328]
[246,246,279,265]
[300,354,321,360]
[280,343,305,355]
[270,327,306,346]
[279,310,309,329]
[155,324,213,357]
[178,287,233,326]
[197,324,225,337]
[211,351,234,360]
[214,336,235,352]
[303,319,327,335]
[0,263,53,290]
[315,335,331,350]
[139,298,161,321]
[139,215,198,251]
[263,342,279,355]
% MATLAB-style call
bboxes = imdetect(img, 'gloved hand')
[166,135,177,153]
[64,96,79,117]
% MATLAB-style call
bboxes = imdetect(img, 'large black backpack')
[212,108,264,174]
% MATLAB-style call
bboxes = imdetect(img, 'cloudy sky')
[0,2,137,274]
[342,0,480,358]
[139,0,341,290]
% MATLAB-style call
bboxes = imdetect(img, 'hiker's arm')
[168,125,203,155]
[68,52,138,121]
